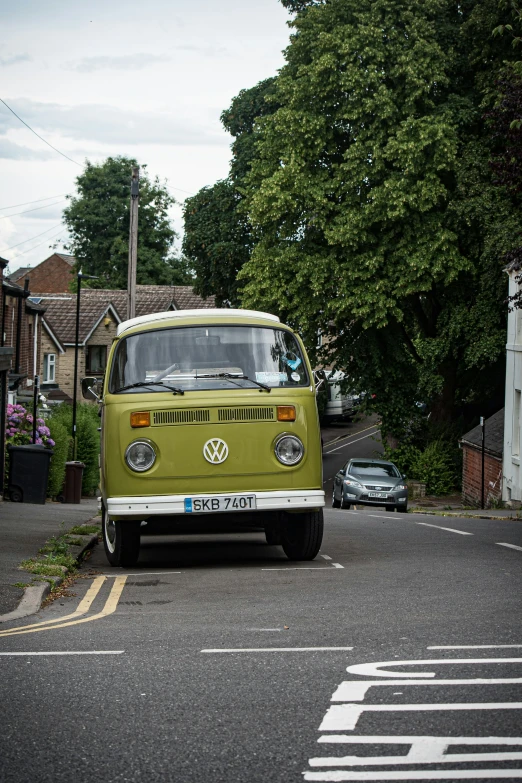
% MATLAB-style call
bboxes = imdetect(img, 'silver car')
[332,458,408,512]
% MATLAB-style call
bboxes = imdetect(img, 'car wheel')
[102,504,141,567]
[397,504,408,513]
[332,492,341,509]
[281,510,323,561]
[385,505,395,512]
[341,498,351,510]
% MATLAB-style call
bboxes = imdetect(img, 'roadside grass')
[68,524,100,535]
[18,520,100,584]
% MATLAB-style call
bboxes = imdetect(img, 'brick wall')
[462,444,502,507]
[25,255,74,293]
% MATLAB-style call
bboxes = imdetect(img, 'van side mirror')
[81,377,101,401]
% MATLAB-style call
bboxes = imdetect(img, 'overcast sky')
[0,0,291,274]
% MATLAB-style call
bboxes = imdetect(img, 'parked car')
[332,458,408,512]
[320,371,359,424]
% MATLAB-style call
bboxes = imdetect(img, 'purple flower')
[47,439,55,447]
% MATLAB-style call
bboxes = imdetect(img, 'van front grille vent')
[153,409,210,425]
[218,407,275,423]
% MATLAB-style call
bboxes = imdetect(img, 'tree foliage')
[234,0,521,435]
[182,80,278,305]
[63,156,192,289]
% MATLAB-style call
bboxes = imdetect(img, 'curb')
[408,508,521,521]
[0,517,101,625]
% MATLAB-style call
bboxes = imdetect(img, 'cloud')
[68,53,170,73]
[0,98,228,147]
[0,54,31,67]
[0,138,54,161]
[175,44,228,57]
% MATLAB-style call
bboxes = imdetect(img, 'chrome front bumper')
[107,489,325,517]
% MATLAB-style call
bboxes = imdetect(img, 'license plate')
[368,492,388,499]
[184,494,257,513]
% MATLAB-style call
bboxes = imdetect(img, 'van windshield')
[109,325,309,393]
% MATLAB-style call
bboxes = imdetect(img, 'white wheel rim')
[104,510,117,554]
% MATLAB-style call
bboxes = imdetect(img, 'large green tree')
[63,156,192,289]
[182,79,278,305]
[235,0,520,435]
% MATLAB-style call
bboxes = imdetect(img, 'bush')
[410,440,456,496]
[47,417,71,498]
[48,403,100,496]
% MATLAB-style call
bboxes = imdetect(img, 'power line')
[0,98,82,167]
[9,225,68,259]
[0,199,66,220]
[1,222,64,252]
[0,194,65,211]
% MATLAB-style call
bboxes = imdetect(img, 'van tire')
[102,505,141,567]
[281,510,323,561]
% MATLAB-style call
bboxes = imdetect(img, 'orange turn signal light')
[277,405,296,422]
[130,411,151,428]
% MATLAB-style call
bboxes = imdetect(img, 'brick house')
[36,285,215,401]
[1,262,46,394]
[8,253,76,293]
[460,409,504,508]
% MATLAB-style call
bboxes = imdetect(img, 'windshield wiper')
[113,381,185,395]
[196,372,271,393]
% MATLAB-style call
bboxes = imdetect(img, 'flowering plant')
[6,403,55,448]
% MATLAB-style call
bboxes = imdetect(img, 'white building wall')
[503,270,522,502]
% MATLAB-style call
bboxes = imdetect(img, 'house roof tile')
[460,408,504,458]
[36,285,215,344]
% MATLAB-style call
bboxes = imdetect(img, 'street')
[1,422,521,783]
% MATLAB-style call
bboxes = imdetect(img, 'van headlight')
[275,435,304,466]
[125,441,156,472]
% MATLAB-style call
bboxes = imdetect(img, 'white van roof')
[116,308,280,337]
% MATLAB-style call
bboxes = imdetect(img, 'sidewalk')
[0,498,98,616]
[408,505,522,520]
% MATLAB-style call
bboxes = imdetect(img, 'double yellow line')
[0,576,127,638]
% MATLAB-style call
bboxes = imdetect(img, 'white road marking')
[0,651,124,656]
[497,542,522,552]
[416,522,473,535]
[367,515,396,520]
[201,646,354,653]
[303,769,522,780]
[346,658,522,678]
[317,735,522,745]
[330,678,522,701]
[428,644,522,650]
[332,563,344,569]
[324,430,380,454]
[262,567,337,571]
[97,571,182,577]
[319,702,522,731]
[321,554,333,560]
[247,628,283,632]
[310,752,522,767]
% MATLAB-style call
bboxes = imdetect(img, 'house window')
[43,353,56,383]
[87,345,107,374]
[514,390,521,457]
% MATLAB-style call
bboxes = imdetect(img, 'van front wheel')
[102,506,141,567]
[281,510,323,561]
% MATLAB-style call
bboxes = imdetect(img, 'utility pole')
[127,165,139,320]
[480,416,485,510]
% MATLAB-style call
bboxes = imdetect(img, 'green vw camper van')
[83,308,325,567]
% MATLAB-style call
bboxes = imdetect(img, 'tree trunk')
[430,359,458,424]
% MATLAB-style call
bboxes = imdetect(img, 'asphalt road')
[1,429,522,783]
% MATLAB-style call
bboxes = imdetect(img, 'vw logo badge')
[203,438,229,464]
